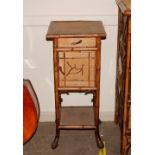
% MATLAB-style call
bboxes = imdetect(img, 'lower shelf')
[59,106,96,129]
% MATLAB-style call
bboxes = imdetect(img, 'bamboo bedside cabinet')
[46,21,106,149]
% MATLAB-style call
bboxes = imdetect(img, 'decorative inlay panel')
[58,50,96,88]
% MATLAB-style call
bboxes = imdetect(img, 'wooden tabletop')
[46,21,106,40]
[116,0,131,15]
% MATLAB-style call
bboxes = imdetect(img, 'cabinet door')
[58,50,96,89]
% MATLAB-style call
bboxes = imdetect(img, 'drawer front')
[58,38,96,48]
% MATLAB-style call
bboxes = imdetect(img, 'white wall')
[23,0,118,121]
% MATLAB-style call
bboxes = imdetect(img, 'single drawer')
[58,38,96,48]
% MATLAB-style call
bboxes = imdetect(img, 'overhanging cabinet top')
[46,21,106,40]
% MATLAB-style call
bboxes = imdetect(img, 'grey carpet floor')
[24,122,131,155]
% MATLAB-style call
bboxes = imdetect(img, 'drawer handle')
[71,39,82,45]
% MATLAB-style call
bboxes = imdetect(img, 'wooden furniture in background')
[23,79,40,144]
[46,21,106,149]
[114,0,131,155]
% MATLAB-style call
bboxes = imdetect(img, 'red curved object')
[23,80,39,144]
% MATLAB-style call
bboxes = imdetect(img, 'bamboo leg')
[94,38,103,148]
[51,129,60,149]
[95,127,104,148]
[92,93,101,124]
[94,90,103,148]
[51,90,60,149]
[52,39,60,149]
